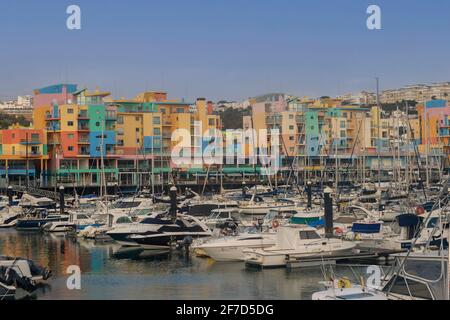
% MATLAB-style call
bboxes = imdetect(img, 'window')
[96,146,101,152]
[299,231,321,240]
[135,116,140,121]
[136,128,140,132]
[31,133,39,140]
[68,134,74,139]
[12,133,15,139]
[68,146,74,151]
[289,136,294,141]
[341,130,346,138]
[289,125,294,130]
[289,114,294,120]
[340,121,346,128]
[68,121,74,127]
[153,117,161,125]
[118,140,124,146]
[96,122,100,127]
[160,108,166,114]
[153,128,161,135]
[117,116,124,124]
[208,119,215,126]
[68,108,74,114]
[12,146,15,155]
[176,108,184,113]
[117,128,124,135]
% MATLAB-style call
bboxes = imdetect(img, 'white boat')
[41,212,101,233]
[243,225,356,268]
[106,213,212,249]
[312,283,388,300]
[238,197,294,216]
[78,214,134,239]
[0,207,22,228]
[192,230,276,262]
[202,208,243,230]
[0,256,52,300]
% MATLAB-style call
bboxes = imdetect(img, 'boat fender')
[337,277,351,289]
[272,220,280,229]
[415,206,425,216]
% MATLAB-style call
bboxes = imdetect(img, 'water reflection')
[0,229,375,300]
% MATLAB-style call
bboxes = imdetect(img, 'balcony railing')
[20,139,41,145]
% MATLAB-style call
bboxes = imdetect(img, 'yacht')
[0,207,22,228]
[18,194,55,209]
[78,213,134,240]
[312,283,388,300]
[106,213,212,249]
[238,196,294,216]
[192,230,276,262]
[42,213,102,233]
[0,256,52,300]
[243,225,356,268]
[202,208,243,230]
[16,209,69,230]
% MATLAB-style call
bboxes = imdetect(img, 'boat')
[312,282,388,300]
[78,213,135,240]
[0,207,22,228]
[42,212,102,233]
[238,195,294,216]
[0,256,52,300]
[16,209,69,230]
[243,224,356,268]
[18,194,56,209]
[106,213,212,249]
[202,208,243,230]
[192,228,276,262]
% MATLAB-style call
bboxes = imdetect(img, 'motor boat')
[184,196,239,217]
[16,209,69,230]
[18,194,55,209]
[238,195,294,216]
[312,283,388,300]
[0,256,52,300]
[78,213,135,240]
[243,225,356,268]
[42,212,102,233]
[192,228,276,262]
[0,207,22,228]
[106,213,212,249]
[202,208,243,230]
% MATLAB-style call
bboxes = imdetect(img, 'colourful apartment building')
[0,125,48,187]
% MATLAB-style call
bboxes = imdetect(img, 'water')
[0,229,371,300]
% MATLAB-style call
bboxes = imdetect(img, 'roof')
[34,84,78,95]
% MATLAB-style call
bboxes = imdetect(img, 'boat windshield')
[112,201,141,209]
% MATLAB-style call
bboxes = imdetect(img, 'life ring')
[272,220,280,229]
[416,206,425,215]
[334,227,344,236]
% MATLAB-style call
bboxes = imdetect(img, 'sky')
[1,0,450,102]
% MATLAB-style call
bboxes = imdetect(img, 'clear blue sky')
[1,0,449,102]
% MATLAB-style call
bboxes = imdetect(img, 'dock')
[286,249,405,269]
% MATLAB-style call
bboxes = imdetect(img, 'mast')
[376,77,381,189]
[405,101,410,191]
[25,132,29,190]
[424,103,430,188]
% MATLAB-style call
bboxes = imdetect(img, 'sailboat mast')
[376,77,381,189]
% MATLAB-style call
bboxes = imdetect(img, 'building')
[0,125,48,187]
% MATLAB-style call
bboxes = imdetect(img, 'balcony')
[78,125,89,131]
[20,139,41,145]
[77,139,90,144]
[78,112,89,119]
[19,151,42,158]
